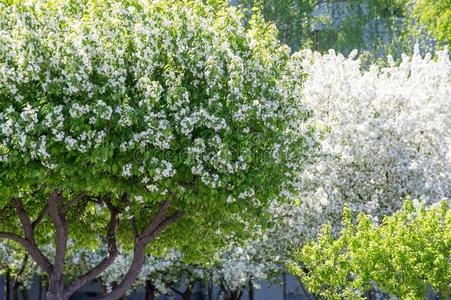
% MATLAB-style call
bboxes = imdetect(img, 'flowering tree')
[191,46,451,300]
[0,0,314,299]
[65,247,205,300]
[0,242,38,300]
[293,47,451,234]
[237,0,417,58]
[288,199,450,299]
[211,242,282,300]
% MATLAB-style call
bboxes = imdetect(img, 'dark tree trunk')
[12,285,18,300]
[46,192,68,300]
[110,282,125,300]
[248,280,254,300]
[4,268,11,300]
[12,254,29,300]
[220,286,242,300]
[182,284,192,300]
[21,284,30,300]
[102,201,183,300]
[100,280,108,296]
[0,195,183,300]
[145,281,156,300]
[38,276,45,300]
[229,290,242,300]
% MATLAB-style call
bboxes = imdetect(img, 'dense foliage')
[289,199,450,299]
[413,0,450,46]
[0,0,314,299]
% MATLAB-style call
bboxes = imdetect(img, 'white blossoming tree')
[293,47,451,233]
[0,241,39,300]
[0,0,314,299]
[65,247,205,300]
[208,47,451,300]
[211,241,283,300]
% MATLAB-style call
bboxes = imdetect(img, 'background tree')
[235,0,448,61]
[236,0,413,57]
[289,199,450,299]
[293,47,450,233]
[0,0,314,299]
[412,0,450,47]
[0,241,39,300]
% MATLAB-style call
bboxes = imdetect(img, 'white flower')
[122,163,132,177]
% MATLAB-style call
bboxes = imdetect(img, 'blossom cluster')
[0,0,314,215]
[292,47,450,233]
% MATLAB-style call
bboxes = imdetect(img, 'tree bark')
[182,287,192,300]
[46,191,67,300]
[170,284,193,300]
[229,290,242,300]
[63,203,119,298]
[4,268,10,300]
[145,281,156,300]
[37,275,45,300]
[12,285,18,300]
[102,201,183,300]
[248,280,254,300]
[21,285,30,300]
[12,254,29,300]
[0,195,183,300]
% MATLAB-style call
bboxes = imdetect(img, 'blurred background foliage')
[234,0,450,61]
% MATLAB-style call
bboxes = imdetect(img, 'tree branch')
[64,204,120,297]
[32,204,48,230]
[5,198,54,273]
[13,198,34,241]
[13,254,29,290]
[47,191,67,280]
[139,211,184,245]
[61,192,86,213]
[0,232,28,246]
[219,279,231,299]
[130,217,139,240]
[169,286,184,296]
[138,201,170,240]
[102,201,183,300]
[0,231,53,273]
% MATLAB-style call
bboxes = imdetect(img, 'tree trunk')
[0,196,183,300]
[248,281,254,300]
[46,277,66,300]
[37,276,45,300]
[12,254,29,300]
[182,285,192,300]
[100,280,108,296]
[21,284,30,300]
[11,284,18,300]
[229,290,242,300]
[111,282,125,300]
[4,268,10,300]
[145,281,156,300]
[102,201,183,300]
